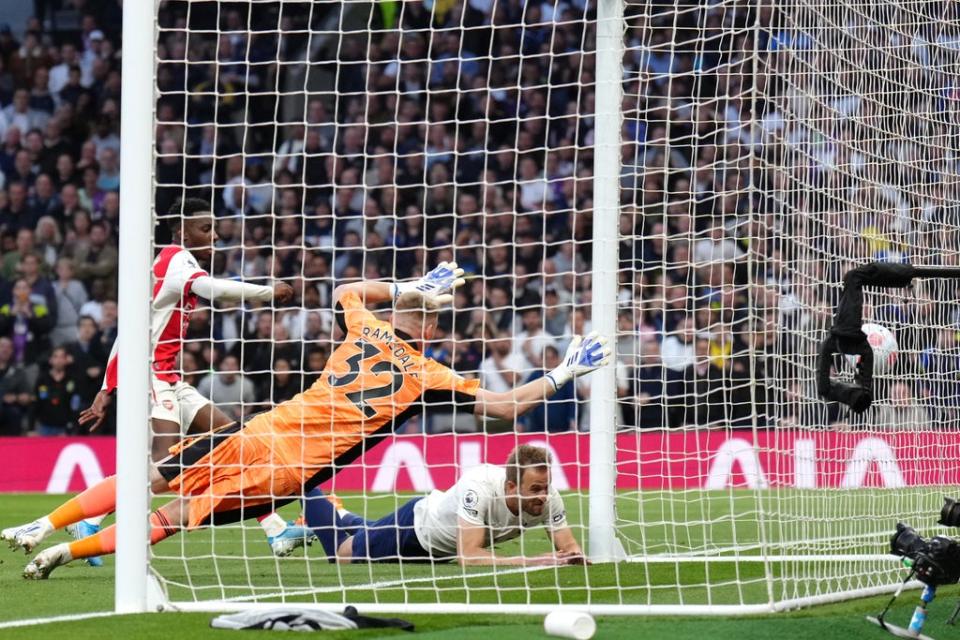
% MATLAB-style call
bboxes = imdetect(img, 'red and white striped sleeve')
[100,336,120,393]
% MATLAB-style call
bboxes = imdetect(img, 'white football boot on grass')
[23,543,73,579]
[1,517,54,553]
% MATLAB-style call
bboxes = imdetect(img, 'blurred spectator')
[234,310,277,393]
[89,116,120,160]
[4,88,48,133]
[542,288,569,337]
[577,353,631,431]
[423,335,478,434]
[521,345,577,432]
[179,351,202,389]
[479,331,528,394]
[299,346,324,382]
[67,315,106,400]
[61,206,90,257]
[19,251,56,316]
[693,222,744,266]
[0,336,32,434]
[476,330,529,430]
[197,354,256,422]
[0,181,36,231]
[48,43,79,96]
[33,346,82,436]
[96,147,119,191]
[0,277,53,369]
[51,257,88,346]
[661,316,697,372]
[29,174,60,220]
[73,221,117,294]
[77,277,106,322]
[2,227,37,279]
[98,298,117,353]
[78,165,105,213]
[872,382,930,430]
[512,306,557,372]
[0,127,19,176]
[34,215,61,268]
[10,31,49,89]
[630,339,668,429]
[29,67,54,115]
[260,357,300,404]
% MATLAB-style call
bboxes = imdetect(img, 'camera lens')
[939,497,960,528]
[891,523,928,558]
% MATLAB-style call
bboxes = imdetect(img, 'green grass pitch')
[2,492,958,639]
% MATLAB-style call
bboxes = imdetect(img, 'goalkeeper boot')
[2,517,54,554]
[267,522,316,557]
[65,520,103,567]
[23,543,72,580]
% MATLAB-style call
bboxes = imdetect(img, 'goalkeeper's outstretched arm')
[332,262,465,309]
[331,267,611,422]
[332,281,393,307]
[473,332,611,421]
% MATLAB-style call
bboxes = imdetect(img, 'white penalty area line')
[166,564,556,606]
[0,611,120,630]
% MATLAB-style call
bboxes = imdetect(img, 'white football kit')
[413,464,568,557]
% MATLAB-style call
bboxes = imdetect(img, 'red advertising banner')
[0,437,117,493]
[1,430,958,494]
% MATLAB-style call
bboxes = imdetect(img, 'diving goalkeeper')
[306,444,585,566]
[6,265,610,578]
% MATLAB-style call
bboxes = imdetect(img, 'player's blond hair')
[394,291,442,322]
[505,444,551,486]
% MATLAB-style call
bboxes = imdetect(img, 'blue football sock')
[338,511,367,535]
[302,488,347,560]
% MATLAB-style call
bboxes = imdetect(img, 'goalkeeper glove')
[546,331,612,390]
[391,261,466,306]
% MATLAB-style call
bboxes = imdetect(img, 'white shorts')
[150,378,209,432]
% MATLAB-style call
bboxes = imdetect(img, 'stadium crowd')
[0,1,954,436]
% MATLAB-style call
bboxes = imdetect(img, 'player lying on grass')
[6,267,611,578]
[306,444,586,566]
[49,198,310,559]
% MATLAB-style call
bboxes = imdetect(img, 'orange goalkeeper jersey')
[241,290,479,489]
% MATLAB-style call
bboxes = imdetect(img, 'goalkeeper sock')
[302,488,348,559]
[257,512,287,538]
[48,475,117,530]
[67,510,177,559]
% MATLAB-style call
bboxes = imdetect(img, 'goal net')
[613,0,960,611]
[130,0,960,616]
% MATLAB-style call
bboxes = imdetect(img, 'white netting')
[615,0,960,609]
[152,0,605,611]
[144,0,960,615]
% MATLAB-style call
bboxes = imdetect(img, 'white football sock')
[258,513,287,538]
[84,515,107,527]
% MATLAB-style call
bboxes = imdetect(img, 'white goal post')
[116,0,154,615]
[110,0,960,617]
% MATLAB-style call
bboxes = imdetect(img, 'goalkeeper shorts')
[160,418,303,529]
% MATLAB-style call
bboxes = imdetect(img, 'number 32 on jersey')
[328,338,405,418]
